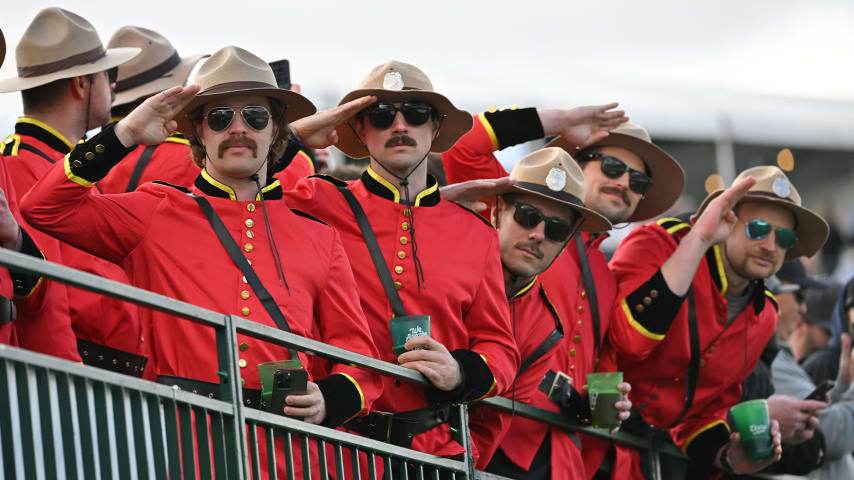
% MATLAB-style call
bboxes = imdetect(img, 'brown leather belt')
[156,375,263,409]
[77,338,148,377]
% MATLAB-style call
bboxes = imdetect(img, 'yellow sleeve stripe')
[63,155,94,188]
[666,223,691,235]
[682,420,729,453]
[473,353,498,402]
[621,299,665,341]
[338,373,366,423]
[476,113,499,150]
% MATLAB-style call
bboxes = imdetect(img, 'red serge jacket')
[98,132,198,194]
[285,169,519,458]
[20,124,381,427]
[609,217,777,467]
[274,149,315,190]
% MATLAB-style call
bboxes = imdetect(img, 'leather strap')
[516,287,564,377]
[0,296,15,326]
[125,144,158,192]
[575,234,600,359]
[77,338,148,377]
[343,404,451,448]
[191,194,298,360]
[670,289,699,428]
[157,375,263,409]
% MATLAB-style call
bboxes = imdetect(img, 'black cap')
[803,284,840,333]
[268,59,291,90]
[775,260,828,291]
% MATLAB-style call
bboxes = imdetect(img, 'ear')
[69,75,89,100]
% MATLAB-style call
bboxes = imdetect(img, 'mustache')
[600,186,630,206]
[385,135,417,148]
[515,241,544,259]
[219,137,258,157]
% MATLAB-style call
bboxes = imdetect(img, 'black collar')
[705,245,768,314]
[360,166,440,207]
[194,169,283,200]
[15,117,73,154]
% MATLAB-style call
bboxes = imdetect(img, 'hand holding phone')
[804,380,835,402]
[270,368,308,417]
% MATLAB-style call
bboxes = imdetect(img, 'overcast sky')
[2,0,854,147]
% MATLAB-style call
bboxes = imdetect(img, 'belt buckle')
[369,411,394,442]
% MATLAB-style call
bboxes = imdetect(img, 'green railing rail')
[0,248,805,479]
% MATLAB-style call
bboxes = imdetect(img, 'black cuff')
[448,349,496,403]
[11,229,42,297]
[685,423,730,469]
[624,270,685,336]
[67,123,135,183]
[481,108,544,150]
[316,373,364,427]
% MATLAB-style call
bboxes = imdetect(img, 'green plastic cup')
[257,359,302,407]
[389,315,431,356]
[730,399,773,462]
[587,372,623,429]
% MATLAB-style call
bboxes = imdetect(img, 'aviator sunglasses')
[505,199,576,243]
[744,218,798,250]
[579,152,653,195]
[364,101,435,129]
[206,106,271,132]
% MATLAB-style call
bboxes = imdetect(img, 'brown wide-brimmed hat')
[173,46,316,137]
[0,8,140,93]
[494,147,612,233]
[694,166,828,260]
[335,60,473,159]
[108,26,207,108]
[547,123,685,222]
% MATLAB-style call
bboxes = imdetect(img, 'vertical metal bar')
[109,385,131,480]
[222,415,243,480]
[0,359,17,479]
[162,397,183,479]
[92,382,114,479]
[54,372,78,480]
[14,363,36,478]
[384,455,394,480]
[247,422,261,480]
[128,389,149,480]
[73,376,97,479]
[300,434,311,480]
[456,404,475,480]
[648,447,662,480]
[145,392,168,478]
[334,444,345,480]
[284,431,295,480]
[177,402,196,480]
[367,452,377,480]
[194,407,213,480]
[209,412,228,479]
[351,447,361,479]
[34,368,57,479]
[265,427,277,480]
[317,440,329,480]
[216,315,248,480]
[415,463,424,480]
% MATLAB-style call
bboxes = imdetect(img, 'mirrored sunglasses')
[745,218,798,250]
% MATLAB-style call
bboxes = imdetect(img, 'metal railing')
[0,248,804,479]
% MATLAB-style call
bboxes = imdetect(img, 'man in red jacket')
[21,45,381,478]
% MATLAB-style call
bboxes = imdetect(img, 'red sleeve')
[275,150,315,190]
[442,113,508,185]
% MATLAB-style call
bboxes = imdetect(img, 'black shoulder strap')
[125,144,158,192]
[18,142,55,164]
[516,287,565,378]
[575,234,601,360]
[336,186,407,318]
[670,289,700,428]
[191,194,298,360]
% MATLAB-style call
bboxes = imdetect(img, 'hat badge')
[383,71,404,90]
[545,167,567,191]
[772,177,791,198]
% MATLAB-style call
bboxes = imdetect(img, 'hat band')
[115,50,181,93]
[515,181,584,206]
[745,191,798,205]
[18,45,106,78]
[198,81,277,96]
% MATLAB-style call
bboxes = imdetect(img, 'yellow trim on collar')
[64,155,94,188]
[477,112,499,150]
[539,285,565,330]
[513,276,538,299]
[621,299,665,341]
[414,181,438,207]
[366,166,400,203]
[256,180,281,200]
[201,169,237,200]
[17,117,73,150]
[164,136,190,146]
[666,223,691,235]
[297,150,316,174]
[337,372,367,424]
[712,244,728,295]
[682,420,729,453]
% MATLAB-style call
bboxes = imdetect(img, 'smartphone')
[805,380,835,401]
[270,368,308,416]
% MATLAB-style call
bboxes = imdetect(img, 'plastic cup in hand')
[730,399,773,462]
[389,315,431,356]
[586,372,623,429]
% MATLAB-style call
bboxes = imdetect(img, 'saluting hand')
[290,95,378,149]
[691,176,757,247]
[115,84,201,148]
[397,336,463,391]
[439,177,516,207]
[283,381,327,425]
[541,103,629,148]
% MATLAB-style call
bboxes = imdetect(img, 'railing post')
[216,314,248,479]
[455,404,476,479]
[647,446,662,480]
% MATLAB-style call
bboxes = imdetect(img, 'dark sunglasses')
[506,199,575,243]
[744,218,798,250]
[364,101,434,129]
[105,67,119,84]
[579,152,653,195]
[206,106,271,132]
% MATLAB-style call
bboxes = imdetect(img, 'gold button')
[573,335,581,343]
[401,222,409,231]
[239,342,248,351]
[635,304,644,313]
[577,305,584,314]
[244,243,253,252]
[241,290,250,300]
[394,265,404,274]
[95,144,105,153]
[577,319,583,327]
[400,236,408,245]
[570,348,576,357]
[238,359,247,368]
[84,151,95,160]
[569,364,574,370]
[241,307,250,316]
[247,203,255,212]
[246,231,254,239]
[245,219,254,228]
[488,107,497,113]
[580,290,587,298]
[397,251,406,259]
[394,281,402,290]
[71,159,82,168]
[673,377,680,383]
[699,359,706,368]
[650,289,659,298]
[403,208,411,217]
[643,296,652,305]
